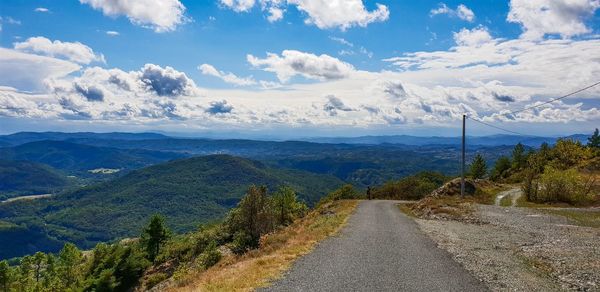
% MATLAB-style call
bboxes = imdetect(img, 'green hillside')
[0,140,185,176]
[0,155,344,258]
[0,160,72,200]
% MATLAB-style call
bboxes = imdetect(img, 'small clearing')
[1,193,53,204]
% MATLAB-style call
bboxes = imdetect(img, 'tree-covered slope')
[0,160,71,200]
[0,140,185,175]
[0,155,344,258]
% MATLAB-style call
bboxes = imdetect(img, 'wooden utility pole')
[461,114,466,197]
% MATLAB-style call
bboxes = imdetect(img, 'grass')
[499,195,513,207]
[397,203,416,217]
[538,208,600,228]
[172,200,358,291]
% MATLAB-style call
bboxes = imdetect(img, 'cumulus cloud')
[247,50,355,82]
[14,36,105,64]
[507,0,600,39]
[323,95,353,116]
[0,48,81,91]
[221,0,389,30]
[220,0,256,12]
[430,3,475,22]
[199,64,257,86]
[206,100,234,114]
[74,83,105,102]
[140,64,196,96]
[453,26,494,47]
[80,0,187,32]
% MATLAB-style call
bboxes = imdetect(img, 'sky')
[0,0,599,138]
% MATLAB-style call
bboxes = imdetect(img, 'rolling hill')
[0,154,344,258]
[0,140,185,175]
[0,160,72,200]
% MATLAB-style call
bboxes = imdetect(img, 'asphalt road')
[262,200,486,292]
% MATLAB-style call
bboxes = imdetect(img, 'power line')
[465,81,600,135]
[466,115,527,136]
[504,81,600,116]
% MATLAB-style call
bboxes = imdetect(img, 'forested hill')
[0,155,344,258]
[0,160,72,200]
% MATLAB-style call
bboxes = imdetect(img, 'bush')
[370,171,448,200]
[532,167,595,205]
[199,241,221,269]
[319,184,361,205]
[490,156,511,181]
[145,272,168,289]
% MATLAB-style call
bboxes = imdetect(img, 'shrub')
[272,186,308,226]
[145,272,168,288]
[490,156,511,181]
[199,241,221,269]
[319,184,361,205]
[534,167,595,205]
[370,171,448,200]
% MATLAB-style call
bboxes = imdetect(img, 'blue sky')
[0,0,599,138]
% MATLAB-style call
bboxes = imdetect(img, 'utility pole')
[461,114,466,197]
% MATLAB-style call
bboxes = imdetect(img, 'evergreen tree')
[272,186,307,225]
[512,143,526,169]
[470,154,487,179]
[588,128,600,148]
[490,156,511,180]
[58,243,83,288]
[0,260,11,292]
[141,214,171,262]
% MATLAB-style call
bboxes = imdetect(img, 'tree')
[141,214,171,262]
[512,143,526,169]
[588,128,600,148]
[226,185,275,253]
[272,186,307,226]
[470,154,487,179]
[0,260,11,292]
[490,156,511,180]
[58,243,83,288]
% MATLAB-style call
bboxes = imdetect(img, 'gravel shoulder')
[413,204,600,291]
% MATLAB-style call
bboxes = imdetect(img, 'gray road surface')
[262,200,486,292]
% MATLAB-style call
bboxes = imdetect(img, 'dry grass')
[171,200,358,292]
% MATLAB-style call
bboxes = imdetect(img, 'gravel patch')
[414,204,600,291]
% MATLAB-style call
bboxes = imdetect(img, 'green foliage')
[533,167,594,205]
[490,156,511,181]
[226,185,274,252]
[511,143,526,170]
[272,186,308,226]
[370,171,449,200]
[319,184,362,204]
[0,160,71,200]
[199,241,221,269]
[588,128,600,148]
[0,260,11,291]
[549,139,593,170]
[141,214,171,262]
[0,155,343,259]
[469,154,487,179]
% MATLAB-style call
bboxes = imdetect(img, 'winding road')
[262,200,485,291]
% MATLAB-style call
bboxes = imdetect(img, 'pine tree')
[0,260,11,292]
[470,154,487,179]
[58,243,83,288]
[588,128,600,148]
[512,143,526,169]
[141,214,170,262]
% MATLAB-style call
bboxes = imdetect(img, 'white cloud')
[80,0,187,32]
[34,7,50,12]
[14,37,105,64]
[220,0,256,12]
[221,0,389,30]
[106,30,120,36]
[199,64,257,86]
[507,0,600,39]
[430,3,475,22]
[453,26,494,47]
[0,48,81,91]
[287,0,389,30]
[330,36,354,47]
[247,50,355,82]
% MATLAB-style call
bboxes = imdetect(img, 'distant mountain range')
[0,131,588,148]
[304,134,589,147]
